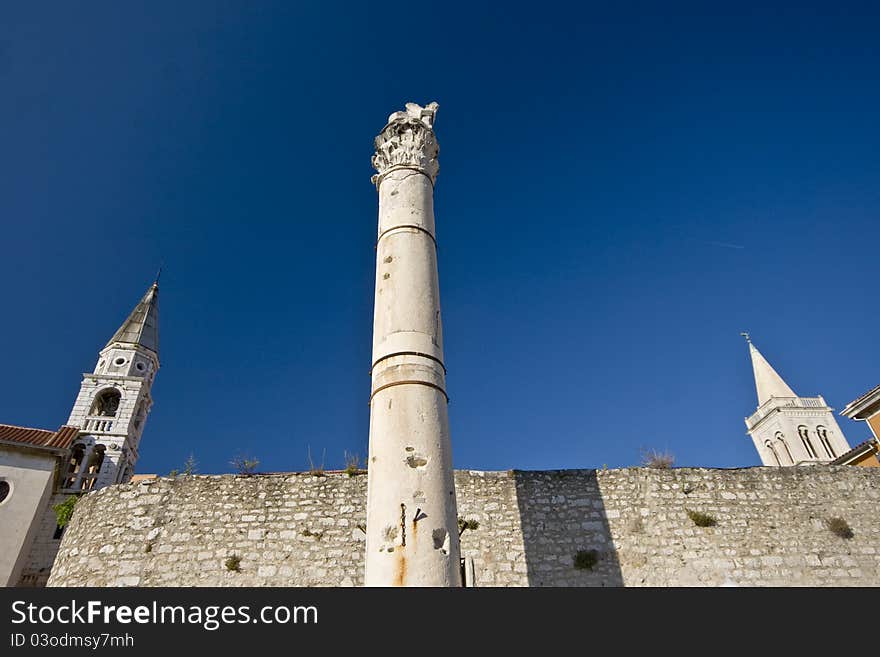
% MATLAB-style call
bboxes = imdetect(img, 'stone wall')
[49,473,367,587]
[17,493,70,587]
[48,466,880,587]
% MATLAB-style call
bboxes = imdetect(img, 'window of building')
[764,441,780,466]
[81,445,106,491]
[0,480,10,505]
[91,389,121,417]
[64,444,86,489]
[816,426,835,459]
[798,426,818,459]
[775,432,793,464]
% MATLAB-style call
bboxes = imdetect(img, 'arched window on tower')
[64,443,86,489]
[775,432,793,464]
[798,425,818,459]
[80,445,106,491]
[764,441,781,466]
[816,426,835,459]
[91,389,121,417]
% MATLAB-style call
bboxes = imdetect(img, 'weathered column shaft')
[364,102,461,587]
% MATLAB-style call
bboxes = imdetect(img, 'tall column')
[364,102,461,586]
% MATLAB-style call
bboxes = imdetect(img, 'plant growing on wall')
[307,446,325,476]
[183,453,198,476]
[640,448,675,468]
[230,453,260,476]
[573,549,599,570]
[686,509,717,527]
[225,554,241,572]
[458,517,480,536]
[825,517,853,539]
[167,452,199,478]
[343,451,362,477]
[53,494,82,528]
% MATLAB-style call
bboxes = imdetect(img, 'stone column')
[364,102,461,586]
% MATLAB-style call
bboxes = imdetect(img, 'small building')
[831,439,880,467]
[838,384,880,467]
[0,424,79,586]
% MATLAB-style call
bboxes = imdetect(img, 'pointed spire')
[106,281,159,355]
[746,338,796,406]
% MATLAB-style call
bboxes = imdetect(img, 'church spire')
[65,280,161,491]
[106,281,159,355]
[742,335,851,466]
[745,337,797,406]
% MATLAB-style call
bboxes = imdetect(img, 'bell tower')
[743,335,850,466]
[64,281,160,491]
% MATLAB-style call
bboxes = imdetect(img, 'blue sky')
[1,2,877,475]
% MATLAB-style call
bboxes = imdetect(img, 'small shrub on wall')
[686,509,717,527]
[53,495,81,528]
[573,549,599,571]
[640,449,675,468]
[825,517,853,539]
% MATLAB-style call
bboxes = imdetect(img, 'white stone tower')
[64,282,160,491]
[743,336,850,466]
[364,102,461,586]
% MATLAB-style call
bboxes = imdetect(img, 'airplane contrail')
[705,240,746,250]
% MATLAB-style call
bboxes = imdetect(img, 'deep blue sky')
[2,2,877,475]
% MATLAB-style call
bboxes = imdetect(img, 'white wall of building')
[0,446,58,586]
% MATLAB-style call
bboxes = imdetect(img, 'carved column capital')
[371,102,440,187]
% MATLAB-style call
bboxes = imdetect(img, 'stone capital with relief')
[371,101,439,187]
